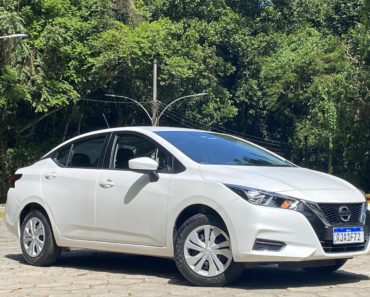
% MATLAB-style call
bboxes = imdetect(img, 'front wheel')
[20,210,61,266]
[303,259,347,273]
[174,214,244,286]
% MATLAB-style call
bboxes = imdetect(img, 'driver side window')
[110,134,173,173]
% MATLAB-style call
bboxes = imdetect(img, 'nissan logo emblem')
[339,206,351,222]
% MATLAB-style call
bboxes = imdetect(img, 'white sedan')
[5,127,369,286]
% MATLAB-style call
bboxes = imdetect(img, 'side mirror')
[129,157,159,182]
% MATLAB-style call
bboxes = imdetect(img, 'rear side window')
[52,135,106,168]
[53,145,72,167]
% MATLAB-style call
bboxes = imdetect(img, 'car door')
[41,134,108,240]
[95,132,174,246]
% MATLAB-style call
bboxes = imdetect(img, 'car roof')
[98,126,203,133]
[77,126,205,138]
[41,126,206,158]
[71,126,206,138]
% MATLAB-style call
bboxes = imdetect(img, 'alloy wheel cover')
[23,217,46,257]
[183,224,232,277]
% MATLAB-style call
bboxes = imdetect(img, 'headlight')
[225,184,300,210]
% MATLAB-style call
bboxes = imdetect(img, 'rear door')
[41,134,109,240]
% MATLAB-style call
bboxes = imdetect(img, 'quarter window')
[53,144,72,167]
[53,135,106,168]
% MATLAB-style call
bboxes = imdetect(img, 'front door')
[95,133,173,246]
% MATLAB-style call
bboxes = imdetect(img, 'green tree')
[1,0,370,201]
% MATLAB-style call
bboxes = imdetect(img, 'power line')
[157,101,290,146]
[157,102,290,149]
[210,126,291,149]
[79,98,291,151]
[214,126,291,147]
[160,107,284,152]
[161,112,212,130]
[160,108,209,130]
[163,110,283,152]
[157,103,210,129]
[80,98,152,104]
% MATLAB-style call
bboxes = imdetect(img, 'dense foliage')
[0,0,369,201]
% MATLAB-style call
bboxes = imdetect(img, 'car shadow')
[6,251,368,289]
[231,265,369,290]
[124,174,150,204]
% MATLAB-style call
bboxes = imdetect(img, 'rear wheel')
[20,210,61,266]
[174,213,244,286]
[303,259,347,273]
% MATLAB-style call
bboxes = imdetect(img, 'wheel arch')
[19,202,50,227]
[173,204,227,235]
[17,200,61,244]
[171,203,236,255]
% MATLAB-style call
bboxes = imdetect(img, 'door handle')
[99,179,115,188]
[45,173,57,180]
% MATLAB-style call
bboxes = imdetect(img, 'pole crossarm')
[157,93,208,123]
[104,94,153,123]
[0,33,28,40]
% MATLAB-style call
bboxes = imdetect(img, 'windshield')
[156,131,293,167]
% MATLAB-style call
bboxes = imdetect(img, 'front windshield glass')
[156,131,293,167]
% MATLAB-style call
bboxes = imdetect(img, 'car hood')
[199,165,365,203]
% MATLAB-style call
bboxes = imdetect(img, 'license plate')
[333,227,364,245]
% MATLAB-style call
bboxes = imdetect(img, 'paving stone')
[1,217,370,297]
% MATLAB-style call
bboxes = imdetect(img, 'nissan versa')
[5,127,369,286]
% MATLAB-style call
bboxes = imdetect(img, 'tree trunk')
[62,116,71,142]
[77,114,83,135]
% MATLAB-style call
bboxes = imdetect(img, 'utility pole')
[105,60,207,126]
[151,59,158,126]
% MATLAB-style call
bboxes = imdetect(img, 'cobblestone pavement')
[1,217,370,297]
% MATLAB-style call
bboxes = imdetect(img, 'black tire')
[174,213,244,286]
[20,210,61,266]
[303,259,347,273]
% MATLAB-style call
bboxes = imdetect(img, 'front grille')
[318,203,363,224]
[296,203,369,254]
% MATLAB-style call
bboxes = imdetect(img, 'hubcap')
[184,225,232,277]
[23,217,45,257]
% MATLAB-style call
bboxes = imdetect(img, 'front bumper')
[222,198,370,263]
